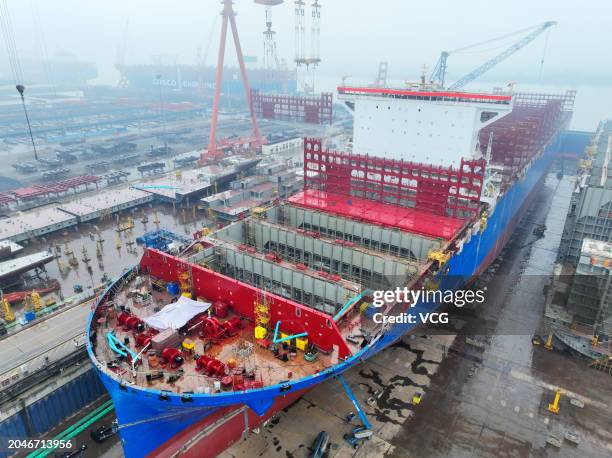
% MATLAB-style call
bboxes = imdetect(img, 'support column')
[207,6,230,155]
[228,11,261,143]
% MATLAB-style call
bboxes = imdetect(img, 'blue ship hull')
[87,128,568,457]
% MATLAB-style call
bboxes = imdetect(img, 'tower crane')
[115,18,130,88]
[430,21,556,90]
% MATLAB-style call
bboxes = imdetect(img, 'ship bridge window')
[480,111,498,122]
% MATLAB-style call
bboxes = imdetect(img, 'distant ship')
[87,82,576,457]
[118,63,298,95]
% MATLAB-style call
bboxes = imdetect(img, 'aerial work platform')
[288,190,465,240]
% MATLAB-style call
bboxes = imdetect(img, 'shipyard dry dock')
[34,171,612,458]
[222,172,612,458]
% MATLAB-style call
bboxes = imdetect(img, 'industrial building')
[200,158,303,220]
[558,121,612,264]
[547,121,612,359]
[0,207,77,243]
[133,157,260,204]
[58,187,153,222]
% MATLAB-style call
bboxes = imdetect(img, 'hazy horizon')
[1,0,611,88]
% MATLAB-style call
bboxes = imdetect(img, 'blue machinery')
[333,290,369,322]
[107,331,140,362]
[271,320,307,344]
[135,229,193,252]
[337,374,372,448]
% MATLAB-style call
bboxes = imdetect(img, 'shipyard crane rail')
[430,21,556,90]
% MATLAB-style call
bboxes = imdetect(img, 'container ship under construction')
[86,83,576,457]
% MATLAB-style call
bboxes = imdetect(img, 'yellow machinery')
[548,389,562,414]
[254,290,270,339]
[427,249,450,267]
[412,392,423,405]
[544,332,554,350]
[153,209,160,227]
[251,207,268,219]
[480,211,488,232]
[2,298,15,322]
[30,291,42,312]
[178,270,191,295]
[295,336,309,351]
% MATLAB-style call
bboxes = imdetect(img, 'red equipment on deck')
[135,331,156,348]
[195,355,226,377]
[198,316,243,340]
[161,348,184,369]
[116,312,144,332]
[212,301,229,318]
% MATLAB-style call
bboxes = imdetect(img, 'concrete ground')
[0,300,90,375]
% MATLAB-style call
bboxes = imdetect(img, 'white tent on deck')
[143,295,211,331]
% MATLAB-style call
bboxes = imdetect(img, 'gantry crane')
[430,21,556,90]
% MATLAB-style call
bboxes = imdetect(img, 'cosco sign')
[153,78,177,87]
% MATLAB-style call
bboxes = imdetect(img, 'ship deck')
[288,190,466,240]
[92,273,371,394]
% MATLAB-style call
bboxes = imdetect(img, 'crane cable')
[30,0,63,133]
[0,0,39,161]
[449,23,542,55]
[0,0,23,83]
[538,28,551,81]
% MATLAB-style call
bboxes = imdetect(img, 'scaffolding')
[177,269,192,295]
[254,289,271,331]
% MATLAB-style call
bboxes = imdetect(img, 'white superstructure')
[338,86,513,167]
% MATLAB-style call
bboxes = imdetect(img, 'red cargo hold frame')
[302,138,485,219]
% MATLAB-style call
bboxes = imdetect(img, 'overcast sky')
[4,0,612,86]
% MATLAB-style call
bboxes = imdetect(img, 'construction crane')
[430,21,556,90]
[115,18,130,88]
[294,0,321,67]
[205,0,263,163]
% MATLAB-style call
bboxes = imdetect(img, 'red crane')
[204,0,264,163]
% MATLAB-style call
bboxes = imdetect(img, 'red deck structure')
[251,90,332,125]
[11,175,101,201]
[0,193,15,207]
[288,189,465,240]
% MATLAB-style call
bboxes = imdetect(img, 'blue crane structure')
[430,21,556,90]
